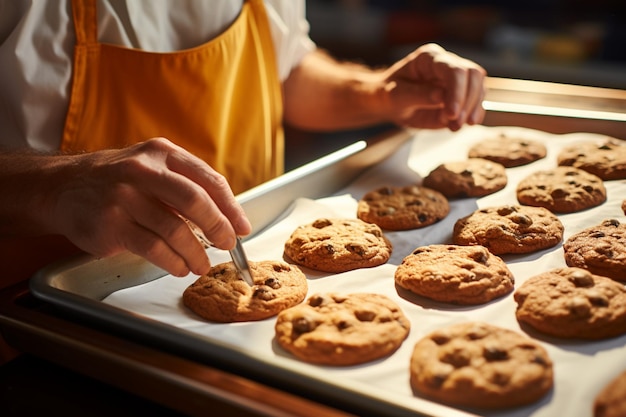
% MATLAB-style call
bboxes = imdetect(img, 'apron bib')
[63,0,284,194]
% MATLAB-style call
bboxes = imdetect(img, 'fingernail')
[223,234,237,250]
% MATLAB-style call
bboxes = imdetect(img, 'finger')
[463,67,487,124]
[128,195,211,275]
[389,80,446,111]
[137,169,237,250]
[120,222,191,277]
[469,99,486,125]
[400,109,449,130]
[468,74,487,124]
[440,65,467,121]
[163,143,252,236]
[119,139,240,250]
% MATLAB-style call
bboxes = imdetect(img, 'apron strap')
[71,0,98,46]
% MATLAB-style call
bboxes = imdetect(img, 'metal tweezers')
[188,219,254,286]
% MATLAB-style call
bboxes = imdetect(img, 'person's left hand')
[378,43,487,131]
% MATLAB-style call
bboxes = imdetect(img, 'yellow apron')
[0,0,283,291]
[63,0,284,194]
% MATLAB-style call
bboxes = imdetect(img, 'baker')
[0,1,485,290]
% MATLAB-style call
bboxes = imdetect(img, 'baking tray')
[29,128,457,417]
[28,118,626,417]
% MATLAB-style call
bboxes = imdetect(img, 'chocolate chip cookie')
[356,185,449,230]
[284,218,392,273]
[468,132,547,167]
[275,293,410,366]
[422,158,507,198]
[182,260,307,322]
[563,219,626,282]
[514,267,626,339]
[409,321,553,409]
[595,370,626,417]
[452,205,564,255]
[557,137,626,180]
[516,166,606,213]
[395,244,514,305]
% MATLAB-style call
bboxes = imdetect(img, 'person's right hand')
[42,138,251,276]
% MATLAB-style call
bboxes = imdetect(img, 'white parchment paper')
[104,125,626,417]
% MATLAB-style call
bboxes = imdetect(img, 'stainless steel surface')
[229,237,254,286]
[482,77,626,138]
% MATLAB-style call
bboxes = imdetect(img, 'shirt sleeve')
[263,0,316,82]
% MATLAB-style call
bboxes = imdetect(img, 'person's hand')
[43,138,251,276]
[378,43,487,131]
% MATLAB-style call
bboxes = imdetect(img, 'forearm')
[0,149,72,237]
[282,49,389,131]
[283,44,486,133]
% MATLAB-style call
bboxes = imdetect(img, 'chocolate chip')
[568,270,594,287]
[293,317,313,333]
[264,277,281,289]
[308,294,327,307]
[587,291,609,307]
[272,263,290,272]
[442,348,471,367]
[469,249,489,264]
[510,213,533,226]
[252,287,275,301]
[532,355,549,366]
[497,206,517,216]
[378,186,394,195]
[582,185,595,193]
[603,219,621,228]
[337,320,351,330]
[431,333,450,345]
[407,200,424,207]
[346,243,366,257]
[551,188,568,199]
[491,372,511,386]
[312,218,332,228]
[355,310,376,322]
[484,346,508,361]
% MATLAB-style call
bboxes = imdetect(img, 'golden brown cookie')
[516,166,607,213]
[557,137,626,180]
[563,219,626,282]
[410,321,553,409]
[395,244,514,305]
[182,260,307,322]
[284,218,392,273]
[275,293,410,366]
[452,205,564,255]
[622,199,626,215]
[467,132,547,167]
[422,158,508,198]
[356,185,450,230]
[514,267,626,339]
[595,370,626,417]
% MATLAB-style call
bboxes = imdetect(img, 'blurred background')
[306,0,626,90]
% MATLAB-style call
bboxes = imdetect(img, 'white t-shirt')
[0,0,315,151]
